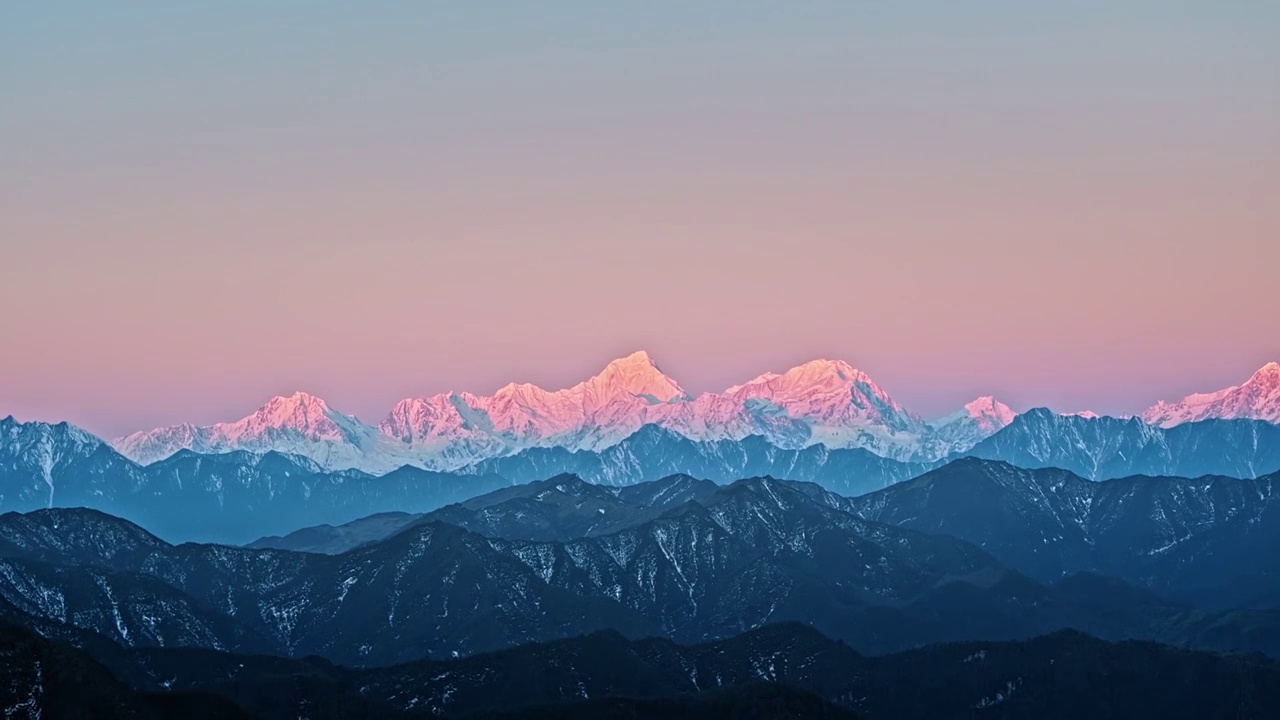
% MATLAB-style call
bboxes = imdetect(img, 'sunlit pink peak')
[717,358,922,442]
[611,349,660,368]
[723,372,780,395]
[378,392,503,448]
[961,396,1017,429]
[111,352,1026,470]
[235,391,361,440]
[572,350,688,404]
[787,358,871,384]
[1063,410,1101,419]
[929,396,1017,445]
[248,391,337,426]
[1141,361,1280,427]
[1251,361,1280,383]
[742,358,903,410]
[492,381,559,404]
[724,359,876,398]
[381,394,448,427]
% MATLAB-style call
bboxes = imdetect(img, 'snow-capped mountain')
[111,352,1018,472]
[926,396,1017,453]
[674,359,933,458]
[380,351,692,461]
[113,391,418,473]
[1,416,109,508]
[1142,361,1280,427]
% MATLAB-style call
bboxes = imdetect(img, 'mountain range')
[1143,361,1280,427]
[0,416,510,543]
[846,458,1280,609]
[109,352,1017,472]
[6,618,1280,719]
[104,355,1280,474]
[5,433,1280,718]
[8,408,1280,545]
[251,459,1280,612]
[466,410,1280,487]
[4,468,1279,668]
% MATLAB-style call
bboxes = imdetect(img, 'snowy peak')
[1251,361,1280,384]
[728,358,917,425]
[1141,361,1280,427]
[374,352,690,461]
[723,372,780,395]
[728,359,872,401]
[960,396,1018,433]
[575,350,688,405]
[1,417,112,508]
[110,391,418,471]
[110,352,1018,471]
[2,416,103,455]
[928,396,1018,453]
[750,359,876,393]
[240,392,350,439]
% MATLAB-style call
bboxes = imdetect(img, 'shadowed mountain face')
[458,412,1280,491]
[0,621,254,719]
[249,473,723,553]
[964,409,1280,481]
[462,424,934,492]
[246,511,418,554]
[250,458,1280,613]
[8,412,1280,547]
[5,619,1280,720]
[0,417,510,544]
[847,458,1280,609]
[468,412,1280,489]
[0,485,1008,665]
[3,472,1280,668]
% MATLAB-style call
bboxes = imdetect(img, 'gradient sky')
[3,1,1278,438]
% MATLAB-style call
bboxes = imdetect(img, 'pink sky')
[2,2,1276,437]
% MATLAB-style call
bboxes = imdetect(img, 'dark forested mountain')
[848,458,1280,609]
[0,417,509,544]
[6,618,1280,720]
[4,480,1280,667]
[0,507,658,665]
[966,409,1280,480]
[246,511,419,554]
[252,473,724,553]
[0,621,253,719]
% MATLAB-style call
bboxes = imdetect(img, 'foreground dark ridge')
[4,618,1280,719]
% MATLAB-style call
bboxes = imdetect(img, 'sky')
[2,1,1277,438]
